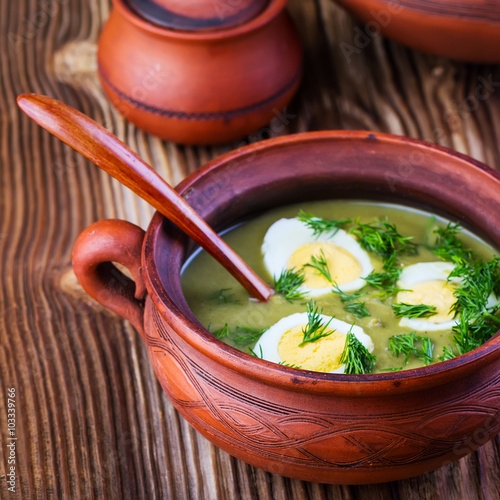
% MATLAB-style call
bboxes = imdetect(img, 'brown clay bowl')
[72,131,500,484]
[334,0,500,63]
[97,0,302,145]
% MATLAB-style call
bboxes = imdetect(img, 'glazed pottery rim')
[143,130,500,395]
[113,0,287,41]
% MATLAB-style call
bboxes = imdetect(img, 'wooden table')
[1,1,500,498]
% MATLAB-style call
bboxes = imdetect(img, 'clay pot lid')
[126,0,270,31]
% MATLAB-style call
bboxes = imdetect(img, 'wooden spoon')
[17,93,274,302]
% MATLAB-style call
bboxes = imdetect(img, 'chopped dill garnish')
[428,223,500,359]
[303,250,333,282]
[279,361,301,368]
[297,211,352,237]
[331,284,369,302]
[213,324,229,339]
[439,307,500,361]
[234,326,268,346]
[432,222,475,265]
[379,366,404,372]
[450,257,500,320]
[274,268,306,302]
[339,328,377,374]
[452,310,487,355]
[210,288,241,305]
[211,324,267,345]
[344,301,370,319]
[391,303,437,319]
[382,252,399,272]
[416,337,434,365]
[433,226,500,358]
[388,332,434,366]
[446,314,475,358]
[300,300,334,346]
[439,345,457,361]
[249,345,264,358]
[388,332,417,364]
[362,268,404,299]
[363,268,400,289]
[332,285,370,317]
[349,218,418,260]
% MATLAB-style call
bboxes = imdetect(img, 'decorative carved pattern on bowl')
[146,307,500,470]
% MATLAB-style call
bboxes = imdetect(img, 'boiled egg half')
[396,262,462,331]
[396,261,499,331]
[262,218,373,297]
[253,312,374,373]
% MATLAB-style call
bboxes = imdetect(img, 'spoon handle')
[17,93,273,302]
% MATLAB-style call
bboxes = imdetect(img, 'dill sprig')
[300,300,334,346]
[439,308,500,361]
[331,284,370,317]
[430,223,500,360]
[331,284,369,302]
[303,250,333,282]
[432,222,475,265]
[339,328,377,374]
[344,301,370,319]
[439,345,458,361]
[388,332,434,366]
[297,211,352,237]
[363,268,400,289]
[274,268,306,302]
[213,324,229,339]
[349,218,418,260]
[388,332,417,364]
[416,337,435,365]
[440,255,499,360]
[234,326,268,346]
[210,288,241,305]
[211,324,267,345]
[279,361,301,368]
[450,257,500,320]
[249,345,264,358]
[362,268,404,299]
[444,310,482,358]
[391,303,438,319]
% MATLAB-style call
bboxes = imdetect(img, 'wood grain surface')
[1,0,500,498]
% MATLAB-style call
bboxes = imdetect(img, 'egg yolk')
[397,280,457,322]
[287,242,362,289]
[277,325,346,372]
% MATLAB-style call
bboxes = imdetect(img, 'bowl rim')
[112,0,287,41]
[142,130,500,396]
[345,0,500,23]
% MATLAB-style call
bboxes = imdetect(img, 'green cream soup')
[181,201,500,374]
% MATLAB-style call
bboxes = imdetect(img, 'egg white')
[397,262,461,331]
[262,218,373,296]
[253,312,374,373]
[396,261,500,331]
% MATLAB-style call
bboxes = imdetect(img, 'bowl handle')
[72,219,147,337]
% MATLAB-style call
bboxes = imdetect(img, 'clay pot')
[97,0,303,145]
[334,0,500,63]
[72,131,500,484]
